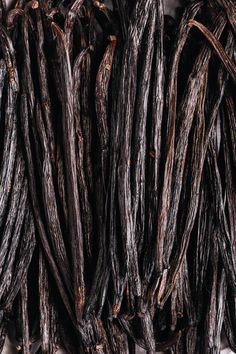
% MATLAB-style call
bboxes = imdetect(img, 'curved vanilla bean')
[155,0,203,277]
[189,19,236,82]
[35,7,56,165]
[73,49,93,260]
[21,14,35,115]
[108,42,126,316]
[52,22,85,322]
[89,35,118,317]
[116,0,153,301]
[95,35,116,188]
[166,14,225,254]
[0,25,18,230]
[35,100,72,294]
[159,15,227,306]
[20,94,75,323]
[80,51,94,195]
[131,5,156,251]
[19,15,74,310]
[142,0,164,283]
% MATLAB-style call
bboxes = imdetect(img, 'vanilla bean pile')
[0,0,236,353]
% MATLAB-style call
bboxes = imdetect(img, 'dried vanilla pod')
[0,0,236,353]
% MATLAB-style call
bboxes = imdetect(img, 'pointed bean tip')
[32,0,39,9]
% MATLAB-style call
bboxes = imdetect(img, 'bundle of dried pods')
[0,0,235,353]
